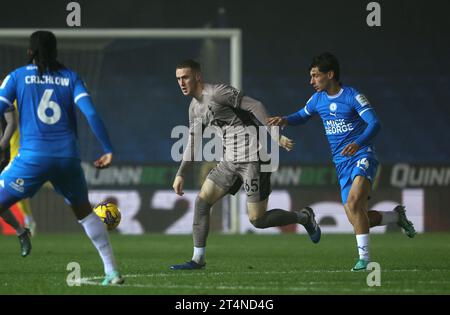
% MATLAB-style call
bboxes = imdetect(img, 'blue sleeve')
[354,109,381,146]
[284,94,317,125]
[0,72,17,115]
[73,75,90,103]
[350,89,381,146]
[284,107,312,125]
[76,95,114,154]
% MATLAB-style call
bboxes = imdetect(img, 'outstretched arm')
[285,107,312,126]
[267,107,313,128]
[239,96,270,127]
[240,96,294,151]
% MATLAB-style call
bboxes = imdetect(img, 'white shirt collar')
[327,88,344,99]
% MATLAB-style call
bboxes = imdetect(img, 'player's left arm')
[213,85,281,138]
[341,93,381,156]
[212,84,293,151]
[76,96,114,164]
[0,72,17,117]
[74,77,114,168]
[239,96,294,151]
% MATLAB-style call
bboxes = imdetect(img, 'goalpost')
[0,28,242,234]
[0,28,242,90]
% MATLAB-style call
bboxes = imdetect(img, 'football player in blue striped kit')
[268,52,416,271]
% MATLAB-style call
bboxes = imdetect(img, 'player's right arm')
[173,104,198,196]
[267,93,318,127]
[73,75,114,169]
[0,108,17,152]
[0,72,17,117]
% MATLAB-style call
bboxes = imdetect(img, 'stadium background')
[0,0,449,234]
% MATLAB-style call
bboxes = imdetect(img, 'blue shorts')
[335,154,379,204]
[0,155,89,206]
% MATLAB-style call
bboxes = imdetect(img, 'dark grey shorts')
[207,161,271,202]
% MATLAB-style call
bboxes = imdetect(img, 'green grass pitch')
[0,233,449,294]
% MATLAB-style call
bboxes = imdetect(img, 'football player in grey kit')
[170,60,321,270]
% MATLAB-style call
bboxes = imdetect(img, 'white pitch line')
[81,268,450,281]
[79,277,419,293]
[79,270,450,293]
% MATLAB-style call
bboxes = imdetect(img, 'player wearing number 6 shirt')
[0,30,123,285]
[267,52,416,271]
[170,60,322,271]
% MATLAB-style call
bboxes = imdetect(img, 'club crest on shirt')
[227,87,242,107]
[329,102,337,117]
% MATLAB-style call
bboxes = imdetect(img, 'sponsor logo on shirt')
[325,119,354,135]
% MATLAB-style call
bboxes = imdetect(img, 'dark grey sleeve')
[240,96,281,141]
[0,108,17,151]
[176,159,192,177]
[176,105,197,177]
[239,96,270,126]
[176,141,195,177]
[212,84,243,108]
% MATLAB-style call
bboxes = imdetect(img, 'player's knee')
[346,196,363,213]
[198,189,219,205]
[249,209,268,228]
[198,190,208,201]
[247,211,259,223]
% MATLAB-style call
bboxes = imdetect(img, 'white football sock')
[79,212,117,274]
[192,247,206,264]
[380,211,399,225]
[356,234,370,261]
